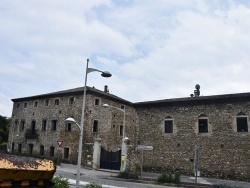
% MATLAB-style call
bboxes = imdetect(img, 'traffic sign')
[137,145,153,151]
[57,140,63,147]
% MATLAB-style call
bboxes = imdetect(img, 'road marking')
[68,179,127,188]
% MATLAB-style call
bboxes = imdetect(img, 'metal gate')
[100,147,121,170]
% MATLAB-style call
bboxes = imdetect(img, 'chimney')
[104,85,109,93]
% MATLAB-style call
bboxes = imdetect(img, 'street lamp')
[66,59,112,188]
[103,103,126,172]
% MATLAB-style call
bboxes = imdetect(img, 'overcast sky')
[1,0,250,117]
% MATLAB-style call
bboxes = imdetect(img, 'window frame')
[64,147,70,159]
[49,146,55,157]
[28,144,33,155]
[94,98,100,106]
[69,97,74,105]
[20,120,25,131]
[195,115,211,135]
[93,120,98,133]
[236,116,248,133]
[40,145,45,156]
[51,120,57,131]
[45,99,50,106]
[164,119,174,134]
[198,119,208,133]
[120,125,123,136]
[18,144,22,153]
[54,98,60,105]
[66,122,72,131]
[42,120,47,131]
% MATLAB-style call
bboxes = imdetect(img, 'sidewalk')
[56,163,250,188]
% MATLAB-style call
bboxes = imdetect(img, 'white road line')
[68,179,127,188]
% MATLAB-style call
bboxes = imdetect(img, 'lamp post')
[66,59,111,188]
[103,104,126,172]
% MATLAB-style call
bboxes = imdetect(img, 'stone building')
[8,85,250,180]
[9,86,135,170]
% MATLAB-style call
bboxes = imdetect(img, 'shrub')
[174,172,181,184]
[51,175,69,188]
[157,172,180,184]
[83,182,103,188]
[213,184,243,188]
[157,173,168,183]
[117,170,139,180]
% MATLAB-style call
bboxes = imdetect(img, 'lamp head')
[103,104,109,108]
[66,117,76,123]
[101,71,112,77]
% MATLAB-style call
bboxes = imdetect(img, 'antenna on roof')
[190,84,200,97]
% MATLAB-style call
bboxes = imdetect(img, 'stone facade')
[8,86,250,180]
[128,95,250,181]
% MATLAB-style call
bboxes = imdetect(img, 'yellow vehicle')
[0,153,56,187]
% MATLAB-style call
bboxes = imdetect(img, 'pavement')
[56,163,250,188]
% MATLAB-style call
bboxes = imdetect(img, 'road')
[55,170,179,188]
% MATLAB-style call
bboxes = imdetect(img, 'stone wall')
[127,101,250,181]
[9,89,135,168]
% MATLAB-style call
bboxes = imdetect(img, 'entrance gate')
[100,147,121,170]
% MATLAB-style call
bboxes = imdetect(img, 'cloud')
[1,0,250,116]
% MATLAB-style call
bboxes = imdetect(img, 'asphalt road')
[55,170,180,188]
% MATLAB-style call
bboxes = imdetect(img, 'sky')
[1,0,250,117]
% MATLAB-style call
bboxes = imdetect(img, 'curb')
[106,176,214,188]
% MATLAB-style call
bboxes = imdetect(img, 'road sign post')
[136,145,153,176]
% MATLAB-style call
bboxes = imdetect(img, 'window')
[18,144,22,153]
[120,125,123,136]
[164,120,173,133]
[34,101,38,107]
[237,117,248,132]
[45,99,50,106]
[24,102,27,108]
[14,120,19,132]
[69,97,74,105]
[29,144,33,154]
[66,123,71,131]
[121,105,125,110]
[12,143,15,152]
[94,98,100,106]
[40,145,45,156]
[49,146,54,157]
[93,120,98,132]
[42,120,47,131]
[198,119,208,133]
[20,120,25,131]
[16,103,20,109]
[55,99,59,105]
[64,147,69,159]
[51,120,57,131]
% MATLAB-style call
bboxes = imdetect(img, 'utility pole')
[194,145,199,187]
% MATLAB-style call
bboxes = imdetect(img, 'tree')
[0,115,11,144]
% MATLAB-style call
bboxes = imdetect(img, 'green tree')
[0,115,11,144]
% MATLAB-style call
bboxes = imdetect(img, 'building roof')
[12,86,132,105]
[12,86,250,108]
[133,92,250,107]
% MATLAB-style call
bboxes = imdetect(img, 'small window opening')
[237,117,248,132]
[93,120,98,132]
[164,120,173,133]
[198,119,208,133]
[94,98,100,106]
[55,99,59,105]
